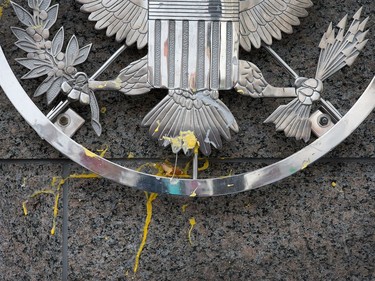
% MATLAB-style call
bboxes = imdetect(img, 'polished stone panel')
[65,162,374,280]
[0,0,374,280]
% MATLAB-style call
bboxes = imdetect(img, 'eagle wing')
[77,0,148,49]
[239,0,313,51]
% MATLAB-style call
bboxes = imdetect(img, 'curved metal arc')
[1,47,374,197]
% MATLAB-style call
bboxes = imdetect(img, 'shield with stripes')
[148,0,240,92]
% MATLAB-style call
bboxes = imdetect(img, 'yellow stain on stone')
[21,177,27,188]
[22,201,28,216]
[0,0,10,19]
[198,158,209,172]
[132,158,196,274]
[52,177,66,235]
[220,169,234,178]
[51,192,60,235]
[22,146,108,235]
[69,173,100,180]
[188,217,196,245]
[133,192,158,273]
[22,189,55,217]
[50,172,102,235]
[331,181,337,188]
[127,152,135,159]
[163,130,198,153]
[100,107,107,114]
[96,145,109,157]
[181,204,189,213]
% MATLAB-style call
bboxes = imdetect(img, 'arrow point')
[353,7,363,20]
[337,14,348,29]
[359,17,369,31]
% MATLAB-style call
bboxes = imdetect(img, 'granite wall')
[0,0,374,280]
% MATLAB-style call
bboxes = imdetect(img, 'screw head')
[319,115,330,127]
[58,115,70,127]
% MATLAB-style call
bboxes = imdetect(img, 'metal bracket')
[310,100,343,138]
[310,110,335,137]
[54,108,85,137]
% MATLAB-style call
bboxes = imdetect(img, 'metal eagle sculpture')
[10,0,369,156]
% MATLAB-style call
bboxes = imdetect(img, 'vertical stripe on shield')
[196,21,206,90]
[173,21,183,89]
[204,21,212,90]
[153,20,161,86]
[219,21,227,89]
[148,20,155,84]
[225,21,233,88]
[168,21,175,88]
[181,20,189,89]
[231,22,239,89]
[210,21,220,90]
[160,20,169,87]
[187,21,198,90]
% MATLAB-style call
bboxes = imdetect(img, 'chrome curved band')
[1,48,374,197]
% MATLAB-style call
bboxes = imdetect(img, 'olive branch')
[11,0,102,135]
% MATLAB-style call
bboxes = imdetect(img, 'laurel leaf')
[46,77,64,105]
[51,27,64,56]
[73,44,92,66]
[65,35,79,66]
[22,65,53,79]
[11,27,33,42]
[11,2,35,27]
[34,76,55,97]
[15,40,39,53]
[16,58,50,70]
[27,0,34,9]
[44,4,59,30]
[39,0,51,10]
[89,90,102,136]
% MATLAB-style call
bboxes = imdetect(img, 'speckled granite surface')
[0,0,374,280]
[0,163,63,280]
